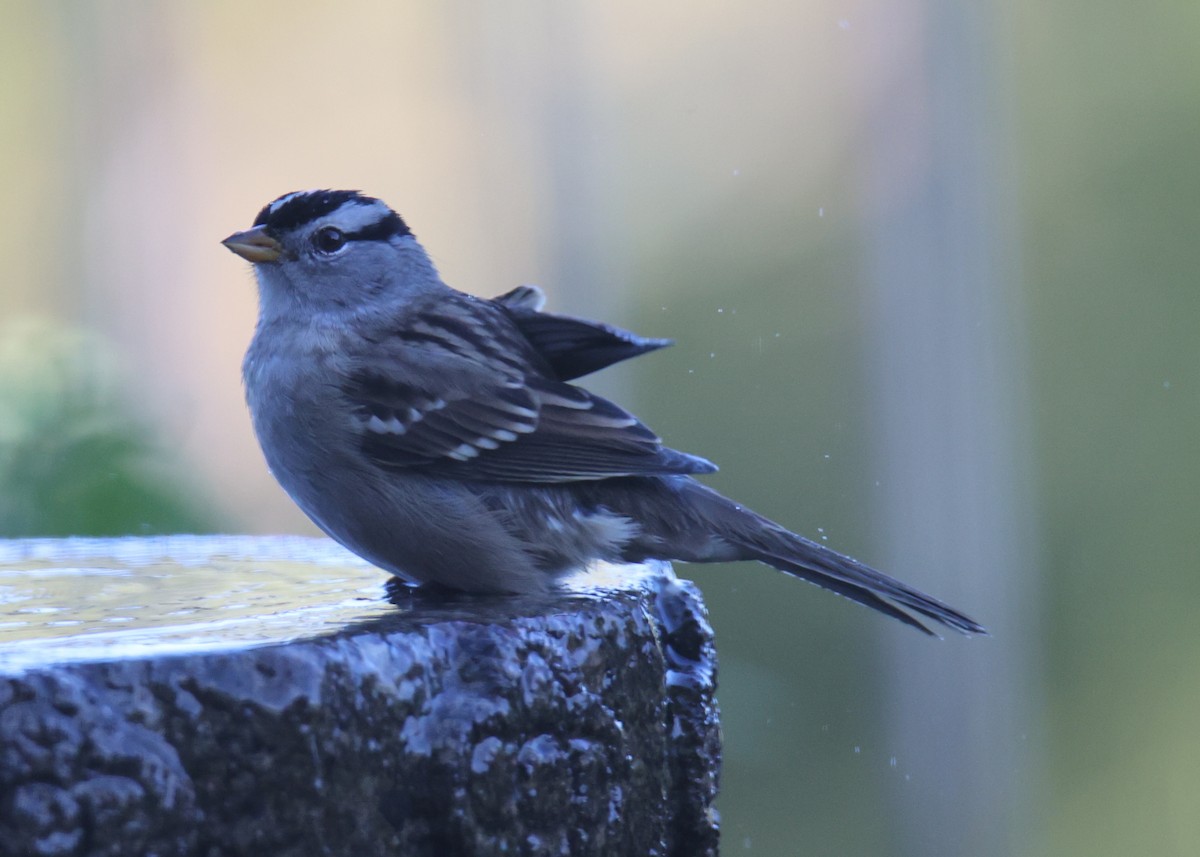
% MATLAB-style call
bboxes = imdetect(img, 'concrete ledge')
[0,536,720,857]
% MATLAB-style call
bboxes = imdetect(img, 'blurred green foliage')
[0,320,219,537]
[1017,3,1200,854]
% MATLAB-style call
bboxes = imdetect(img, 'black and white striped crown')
[253,189,411,242]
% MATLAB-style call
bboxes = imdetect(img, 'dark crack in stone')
[0,536,720,857]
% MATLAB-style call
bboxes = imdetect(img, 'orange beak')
[221,226,283,263]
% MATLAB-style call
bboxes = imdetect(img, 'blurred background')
[2,1,1197,854]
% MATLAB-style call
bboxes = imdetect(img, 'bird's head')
[223,189,441,319]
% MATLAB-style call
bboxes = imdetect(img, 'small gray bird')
[223,189,984,636]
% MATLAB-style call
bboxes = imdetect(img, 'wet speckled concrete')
[0,536,719,857]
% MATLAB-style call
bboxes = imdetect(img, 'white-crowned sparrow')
[223,189,984,636]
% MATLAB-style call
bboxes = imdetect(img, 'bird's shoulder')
[349,290,544,381]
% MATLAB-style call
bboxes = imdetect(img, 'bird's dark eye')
[312,226,347,255]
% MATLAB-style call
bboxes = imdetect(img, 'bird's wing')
[493,285,672,381]
[492,284,547,311]
[343,296,715,483]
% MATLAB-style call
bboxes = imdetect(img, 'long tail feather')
[671,479,987,636]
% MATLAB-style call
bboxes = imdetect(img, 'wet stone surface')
[0,536,720,857]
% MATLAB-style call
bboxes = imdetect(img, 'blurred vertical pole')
[466,4,630,399]
[541,9,622,324]
[860,3,1037,856]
